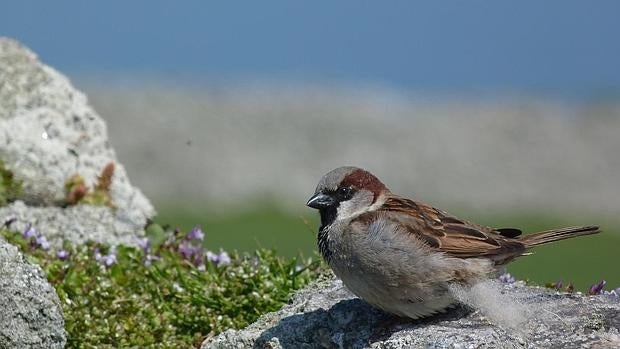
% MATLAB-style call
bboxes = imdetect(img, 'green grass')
[155,204,318,259]
[470,212,620,290]
[156,204,620,291]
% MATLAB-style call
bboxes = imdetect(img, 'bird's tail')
[519,226,600,248]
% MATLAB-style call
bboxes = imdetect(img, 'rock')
[0,200,144,248]
[0,37,154,225]
[202,278,620,349]
[0,238,66,348]
[0,37,154,246]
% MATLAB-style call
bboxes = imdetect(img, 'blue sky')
[2,1,620,97]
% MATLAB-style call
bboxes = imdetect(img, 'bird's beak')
[306,193,336,209]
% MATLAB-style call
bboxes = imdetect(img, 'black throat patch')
[317,227,331,261]
[317,207,337,261]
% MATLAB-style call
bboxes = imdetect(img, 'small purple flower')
[23,223,38,239]
[137,238,161,266]
[206,250,217,263]
[186,225,204,241]
[35,235,50,250]
[588,280,606,295]
[194,252,205,266]
[498,272,515,284]
[56,249,70,260]
[94,248,117,267]
[144,254,160,266]
[3,217,17,229]
[217,250,231,265]
[178,241,200,260]
[137,238,150,253]
[102,253,117,266]
[94,248,102,261]
[207,249,231,266]
[549,280,564,290]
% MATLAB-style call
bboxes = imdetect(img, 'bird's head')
[306,166,389,228]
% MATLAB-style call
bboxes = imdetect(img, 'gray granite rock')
[202,278,620,349]
[0,238,66,348]
[0,200,145,248]
[0,37,154,234]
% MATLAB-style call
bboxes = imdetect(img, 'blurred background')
[2,1,618,288]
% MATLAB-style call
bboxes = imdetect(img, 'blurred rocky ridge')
[82,80,620,219]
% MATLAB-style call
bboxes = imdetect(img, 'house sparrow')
[306,166,600,319]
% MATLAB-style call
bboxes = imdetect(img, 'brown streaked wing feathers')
[378,196,526,262]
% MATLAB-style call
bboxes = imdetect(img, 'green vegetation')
[1,225,323,348]
[64,162,115,208]
[157,204,620,290]
[0,160,22,206]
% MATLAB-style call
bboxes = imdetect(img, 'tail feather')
[519,226,600,248]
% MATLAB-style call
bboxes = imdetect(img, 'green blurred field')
[156,204,619,291]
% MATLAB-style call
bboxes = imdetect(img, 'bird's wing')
[376,196,526,261]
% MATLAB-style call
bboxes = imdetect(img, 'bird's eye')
[336,187,353,200]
